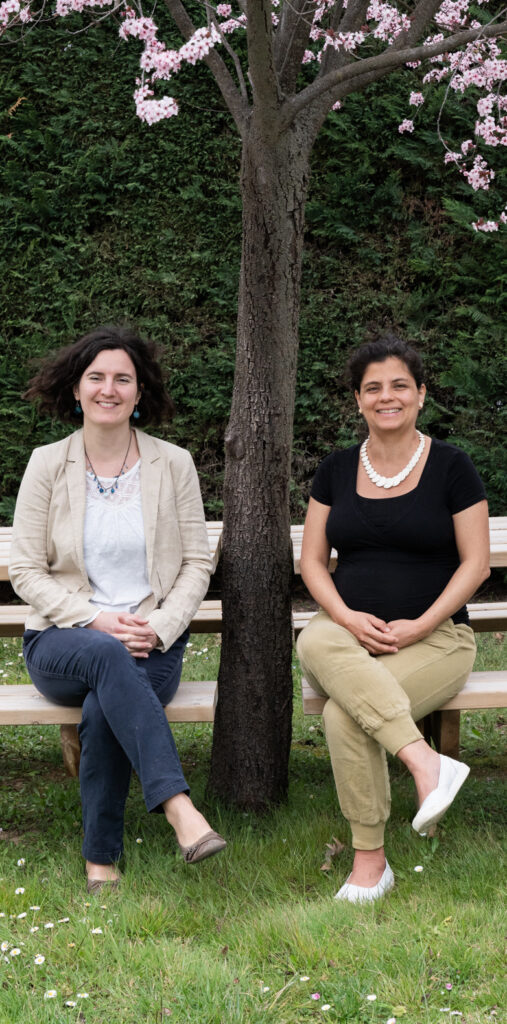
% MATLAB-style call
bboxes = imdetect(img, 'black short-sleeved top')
[310,438,486,626]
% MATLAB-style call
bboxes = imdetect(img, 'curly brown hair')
[23,325,175,426]
[347,333,425,392]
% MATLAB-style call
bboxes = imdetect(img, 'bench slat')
[2,599,505,638]
[0,521,223,580]
[0,680,217,724]
[290,522,507,573]
[292,603,507,635]
[302,671,507,716]
[0,600,225,637]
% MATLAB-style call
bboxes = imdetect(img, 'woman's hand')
[86,612,160,657]
[343,611,399,655]
[385,618,428,650]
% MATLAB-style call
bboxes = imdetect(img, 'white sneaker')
[334,861,395,904]
[412,754,470,835]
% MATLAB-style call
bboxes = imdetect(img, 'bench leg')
[418,710,461,760]
[420,712,435,747]
[437,710,461,760]
[60,725,81,777]
[418,711,441,750]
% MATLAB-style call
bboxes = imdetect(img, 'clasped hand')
[344,611,427,655]
[86,611,159,657]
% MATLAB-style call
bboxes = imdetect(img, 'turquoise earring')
[74,401,82,414]
[133,405,140,420]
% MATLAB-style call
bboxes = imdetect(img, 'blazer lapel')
[65,430,87,577]
[136,429,162,579]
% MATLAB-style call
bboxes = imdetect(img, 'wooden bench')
[0,681,218,776]
[0,524,224,774]
[292,518,507,759]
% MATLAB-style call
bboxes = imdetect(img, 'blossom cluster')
[0,0,31,26]
[308,0,410,56]
[133,84,178,125]
[367,1,411,42]
[55,0,114,13]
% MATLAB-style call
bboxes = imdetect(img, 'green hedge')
[1,17,506,522]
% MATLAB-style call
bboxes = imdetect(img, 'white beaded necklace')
[360,430,426,490]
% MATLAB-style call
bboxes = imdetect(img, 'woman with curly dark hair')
[297,334,489,903]
[10,326,226,893]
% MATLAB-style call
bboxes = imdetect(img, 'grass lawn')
[0,633,505,1024]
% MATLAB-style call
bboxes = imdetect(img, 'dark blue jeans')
[23,625,189,864]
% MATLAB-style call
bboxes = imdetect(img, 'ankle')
[348,848,386,887]
[163,792,195,829]
[398,741,441,805]
[398,739,439,775]
[86,861,119,881]
[162,793,211,847]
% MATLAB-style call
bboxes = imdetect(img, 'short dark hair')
[23,325,175,426]
[347,333,425,391]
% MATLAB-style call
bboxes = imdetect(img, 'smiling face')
[73,348,141,429]
[355,357,425,435]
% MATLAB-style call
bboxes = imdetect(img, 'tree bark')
[209,119,312,808]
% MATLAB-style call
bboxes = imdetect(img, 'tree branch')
[245,0,281,123]
[316,0,370,81]
[395,0,449,50]
[164,0,248,132]
[280,18,507,130]
[205,3,249,105]
[274,0,315,95]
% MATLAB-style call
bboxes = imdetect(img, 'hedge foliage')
[1,14,506,522]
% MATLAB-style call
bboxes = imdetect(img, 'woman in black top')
[297,335,490,903]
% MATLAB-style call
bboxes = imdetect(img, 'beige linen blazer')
[9,428,212,652]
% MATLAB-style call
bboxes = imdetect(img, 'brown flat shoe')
[178,830,227,864]
[86,877,120,895]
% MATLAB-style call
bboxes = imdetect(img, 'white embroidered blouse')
[83,460,152,614]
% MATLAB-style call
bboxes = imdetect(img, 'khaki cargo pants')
[296,611,476,850]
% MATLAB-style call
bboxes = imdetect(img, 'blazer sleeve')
[146,449,212,652]
[9,447,97,628]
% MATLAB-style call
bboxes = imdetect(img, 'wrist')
[333,605,354,630]
[414,615,433,639]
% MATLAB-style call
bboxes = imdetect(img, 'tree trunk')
[209,121,311,808]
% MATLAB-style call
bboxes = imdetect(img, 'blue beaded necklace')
[85,429,133,497]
